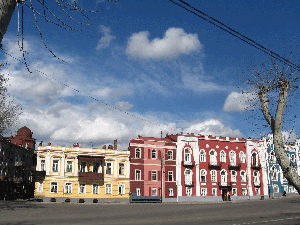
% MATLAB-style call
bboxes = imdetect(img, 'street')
[0,196,300,225]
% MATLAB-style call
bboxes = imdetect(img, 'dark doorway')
[222,189,228,201]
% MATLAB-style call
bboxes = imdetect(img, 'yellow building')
[34,142,130,203]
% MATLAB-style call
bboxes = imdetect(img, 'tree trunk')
[0,0,17,48]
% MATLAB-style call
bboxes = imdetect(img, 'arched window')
[200,150,206,162]
[200,169,207,182]
[253,170,260,185]
[210,150,217,165]
[211,170,217,182]
[239,152,245,163]
[230,151,236,165]
[220,170,227,184]
[291,154,296,164]
[152,149,157,159]
[270,151,275,163]
[231,170,237,182]
[184,149,192,162]
[240,170,246,182]
[167,151,173,160]
[220,151,226,163]
[252,152,258,166]
[270,166,277,181]
[184,169,192,185]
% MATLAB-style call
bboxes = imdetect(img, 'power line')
[169,0,300,71]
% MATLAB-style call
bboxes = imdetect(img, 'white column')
[46,151,51,175]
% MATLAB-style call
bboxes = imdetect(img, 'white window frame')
[229,151,236,165]
[168,171,173,181]
[152,171,157,181]
[152,187,157,196]
[200,169,207,182]
[240,170,246,183]
[135,148,141,159]
[37,181,43,193]
[169,188,174,196]
[239,151,245,163]
[119,162,125,175]
[65,182,72,194]
[93,183,99,194]
[212,188,217,196]
[50,182,58,193]
[106,162,113,175]
[220,151,226,163]
[209,150,217,165]
[66,161,73,173]
[167,151,173,160]
[184,148,192,162]
[105,183,112,194]
[231,170,237,182]
[52,160,59,173]
[40,159,45,171]
[152,149,157,159]
[255,188,260,195]
[135,170,141,181]
[242,188,247,196]
[232,188,237,196]
[186,187,192,196]
[200,150,206,162]
[136,188,141,196]
[201,188,207,196]
[79,183,86,194]
[211,170,217,182]
[118,183,125,195]
[80,161,87,173]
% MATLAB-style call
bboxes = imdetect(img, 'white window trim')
[167,151,173,160]
[106,162,113,175]
[52,159,60,173]
[118,183,125,195]
[201,188,207,196]
[79,183,86,194]
[152,187,157,196]
[200,149,206,162]
[135,148,141,159]
[152,170,157,181]
[65,182,72,194]
[105,183,112,194]
[168,171,173,181]
[119,162,126,175]
[136,188,141,196]
[50,182,58,193]
[212,188,217,196]
[135,169,141,181]
[66,160,73,173]
[37,181,43,193]
[169,188,174,196]
[92,183,99,195]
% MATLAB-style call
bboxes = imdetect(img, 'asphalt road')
[0,196,300,225]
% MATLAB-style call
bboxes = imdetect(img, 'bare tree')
[0,64,21,134]
[243,55,300,193]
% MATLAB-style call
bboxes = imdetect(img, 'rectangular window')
[93,162,101,173]
[50,182,58,193]
[37,181,43,193]
[135,149,141,159]
[168,151,173,160]
[79,183,86,194]
[135,170,141,181]
[255,188,260,195]
[65,183,72,194]
[169,188,174,196]
[119,163,125,175]
[52,160,59,172]
[212,188,217,196]
[242,188,247,196]
[152,187,157,196]
[136,188,141,196]
[186,187,192,196]
[118,184,125,195]
[201,188,207,196]
[40,160,45,171]
[152,171,157,181]
[93,184,99,194]
[80,161,87,172]
[152,150,157,159]
[232,188,237,196]
[66,161,73,173]
[106,162,112,175]
[168,171,173,181]
[106,183,112,194]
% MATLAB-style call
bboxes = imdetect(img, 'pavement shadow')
[0,201,45,211]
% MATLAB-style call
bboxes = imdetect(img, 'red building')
[129,133,267,203]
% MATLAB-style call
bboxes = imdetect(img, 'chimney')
[108,145,113,149]
[114,139,117,150]
[48,142,51,146]
[102,145,106,149]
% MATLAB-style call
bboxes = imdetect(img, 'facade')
[265,133,300,197]
[35,141,130,203]
[0,126,36,200]
[130,133,267,203]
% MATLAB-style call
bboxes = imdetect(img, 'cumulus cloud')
[282,130,298,144]
[223,92,257,112]
[96,25,116,50]
[183,119,242,138]
[115,101,133,110]
[126,27,201,59]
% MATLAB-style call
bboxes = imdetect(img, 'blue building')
[265,134,300,197]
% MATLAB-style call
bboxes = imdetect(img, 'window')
[210,150,217,165]
[230,151,236,165]
[80,161,87,172]
[184,149,192,162]
[52,160,59,172]
[255,188,260,195]
[200,150,206,162]
[211,170,217,182]
[270,166,277,181]
[152,171,157,181]
[200,169,207,182]
[136,188,141,196]
[220,170,227,184]
[186,187,192,196]
[252,152,258,166]
[65,183,72,194]
[105,183,112,194]
[50,182,58,193]
[239,152,245,163]
[253,170,260,185]
[185,169,192,186]
[135,170,141,181]
[270,151,276,163]
[232,188,237,196]
[167,151,173,160]
[37,181,43,193]
[93,184,99,194]
[242,188,247,196]
[152,187,157,196]
[118,184,125,195]
[231,170,237,182]
[119,163,125,175]
[135,149,141,159]
[66,161,73,173]
[40,160,45,171]
[212,188,217,196]
[106,162,112,175]
[220,151,226,163]
[168,171,173,181]
[93,161,101,173]
[79,183,86,194]
[152,149,157,159]
[289,186,294,193]
[169,188,174,196]
[240,171,246,183]
[201,188,207,196]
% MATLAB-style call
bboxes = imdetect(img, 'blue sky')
[1,0,299,149]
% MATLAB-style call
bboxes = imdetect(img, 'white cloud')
[126,27,201,59]
[282,130,298,144]
[96,25,116,50]
[223,92,257,112]
[115,101,133,110]
[183,119,242,138]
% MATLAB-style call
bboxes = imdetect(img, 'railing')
[78,172,103,180]
[184,181,194,187]
[218,182,232,188]
[228,163,241,170]
[182,161,195,167]
[251,164,261,170]
[209,162,222,170]
[254,182,261,187]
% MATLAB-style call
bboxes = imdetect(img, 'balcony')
[209,162,222,170]
[228,163,241,170]
[251,164,261,170]
[78,172,103,180]
[254,182,261,188]
[218,182,232,188]
[182,161,195,167]
[184,181,194,187]
[32,170,46,181]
